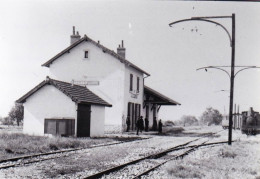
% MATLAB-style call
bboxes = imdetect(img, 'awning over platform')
[144,86,181,106]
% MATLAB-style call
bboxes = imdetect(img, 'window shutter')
[137,77,140,92]
[130,74,133,91]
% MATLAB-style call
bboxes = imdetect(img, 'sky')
[0,0,260,121]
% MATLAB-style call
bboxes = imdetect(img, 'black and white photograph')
[0,0,259,178]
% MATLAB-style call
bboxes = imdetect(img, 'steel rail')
[133,140,233,179]
[84,140,195,179]
[84,130,224,179]
[0,137,149,170]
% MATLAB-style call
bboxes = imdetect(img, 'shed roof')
[144,86,181,105]
[41,35,150,76]
[16,77,112,107]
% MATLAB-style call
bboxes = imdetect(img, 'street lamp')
[169,14,235,145]
[197,65,260,78]
[197,65,260,114]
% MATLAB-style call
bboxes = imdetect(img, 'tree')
[200,107,223,126]
[8,104,24,126]
[179,115,199,126]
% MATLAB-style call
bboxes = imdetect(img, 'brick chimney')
[117,40,126,58]
[70,26,81,44]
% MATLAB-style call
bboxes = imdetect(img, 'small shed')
[16,76,112,137]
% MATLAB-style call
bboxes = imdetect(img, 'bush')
[164,120,175,126]
[219,148,237,158]
[1,117,14,125]
[164,126,184,134]
[177,115,199,126]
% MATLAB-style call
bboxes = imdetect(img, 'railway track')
[133,141,231,179]
[84,130,226,179]
[0,137,149,170]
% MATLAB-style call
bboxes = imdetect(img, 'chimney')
[117,40,126,58]
[70,26,81,44]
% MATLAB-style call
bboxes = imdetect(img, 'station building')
[17,27,180,137]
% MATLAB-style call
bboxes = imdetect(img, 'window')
[44,119,75,136]
[84,51,88,58]
[137,77,140,93]
[130,74,133,91]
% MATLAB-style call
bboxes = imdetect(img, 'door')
[131,103,135,130]
[77,104,91,137]
[127,103,141,131]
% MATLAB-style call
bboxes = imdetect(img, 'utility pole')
[229,13,235,145]
[169,14,236,145]
[197,64,260,143]
[170,14,260,145]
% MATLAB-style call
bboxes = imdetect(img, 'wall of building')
[48,41,125,126]
[90,105,105,137]
[23,85,77,136]
[122,65,144,131]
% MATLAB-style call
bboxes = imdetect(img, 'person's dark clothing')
[126,116,130,132]
[140,117,144,132]
[152,118,157,131]
[145,118,149,132]
[136,119,140,135]
[158,120,162,133]
[136,116,144,135]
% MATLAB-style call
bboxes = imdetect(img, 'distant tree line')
[174,107,223,126]
[200,107,223,126]
[0,103,24,126]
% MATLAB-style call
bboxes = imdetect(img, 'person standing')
[136,116,144,135]
[136,117,141,135]
[152,117,157,131]
[126,115,130,132]
[140,116,144,133]
[145,117,149,132]
[158,119,162,134]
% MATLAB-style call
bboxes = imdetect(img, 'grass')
[43,142,129,178]
[162,126,220,138]
[0,132,141,160]
[163,126,184,134]
[166,139,260,178]
[167,164,204,178]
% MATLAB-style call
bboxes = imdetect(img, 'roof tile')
[16,77,112,107]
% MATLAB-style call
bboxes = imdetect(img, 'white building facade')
[17,78,111,137]
[17,27,180,136]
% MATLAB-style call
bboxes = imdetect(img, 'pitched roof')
[41,35,150,76]
[144,86,181,105]
[16,77,112,107]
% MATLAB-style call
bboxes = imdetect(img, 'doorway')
[127,102,141,131]
[77,104,91,137]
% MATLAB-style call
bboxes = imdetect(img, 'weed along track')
[0,137,149,170]
[132,141,232,179]
[85,130,226,179]
[0,130,227,178]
